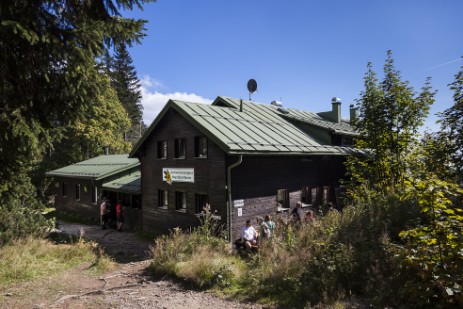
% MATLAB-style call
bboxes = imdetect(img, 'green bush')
[393,179,463,308]
[0,197,54,247]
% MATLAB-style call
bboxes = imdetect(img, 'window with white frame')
[157,140,168,159]
[91,186,97,204]
[174,138,186,159]
[175,191,186,211]
[75,184,81,201]
[194,136,208,158]
[158,190,168,208]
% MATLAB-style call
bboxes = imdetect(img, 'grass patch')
[0,236,115,287]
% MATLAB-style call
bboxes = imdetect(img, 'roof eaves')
[94,162,140,181]
[129,100,176,158]
[333,129,360,137]
[45,172,100,180]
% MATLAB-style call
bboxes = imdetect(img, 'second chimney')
[331,97,341,123]
[350,104,359,124]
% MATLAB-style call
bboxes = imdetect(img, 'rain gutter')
[226,155,243,243]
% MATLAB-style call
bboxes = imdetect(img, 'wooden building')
[130,96,361,240]
[47,154,142,229]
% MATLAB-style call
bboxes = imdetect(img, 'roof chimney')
[331,97,341,123]
[349,104,359,124]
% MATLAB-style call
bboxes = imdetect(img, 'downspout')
[227,155,243,243]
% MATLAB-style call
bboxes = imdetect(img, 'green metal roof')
[217,96,359,137]
[130,96,362,157]
[46,154,140,180]
[102,171,141,194]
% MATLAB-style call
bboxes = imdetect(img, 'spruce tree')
[110,43,144,144]
[0,0,153,244]
[440,58,463,180]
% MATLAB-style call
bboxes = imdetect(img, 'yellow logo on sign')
[164,169,172,185]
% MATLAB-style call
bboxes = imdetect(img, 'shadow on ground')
[52,220,154,263]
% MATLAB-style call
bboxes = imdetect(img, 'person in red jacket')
[116,200,124,232]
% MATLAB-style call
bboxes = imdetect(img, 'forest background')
[0,1,462,308]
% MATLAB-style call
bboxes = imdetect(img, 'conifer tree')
[440,58,463,180]
[110,43,144,144]
[0,0,153,244]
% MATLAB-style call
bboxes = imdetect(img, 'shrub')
[393,179,463,308]
[0,197,54,247]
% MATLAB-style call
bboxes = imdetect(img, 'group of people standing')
[291,201,314,224]
[237,202,316,251]
[100,197,124,232]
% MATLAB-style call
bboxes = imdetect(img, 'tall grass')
[0,236,115,286]
[150,193,462,308]
[151,206,246,289]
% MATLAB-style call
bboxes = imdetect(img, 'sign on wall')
[237,207,243,217]
[233,199,244,208]
[162,168,195,184]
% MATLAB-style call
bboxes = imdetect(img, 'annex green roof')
[130,96,362,157]
[46,154,140,180]
[102,171,141,194]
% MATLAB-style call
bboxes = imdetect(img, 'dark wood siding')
[228,155,346,239]
[51,165,141,228]
[139,109,227,234]
[52,177,100,220]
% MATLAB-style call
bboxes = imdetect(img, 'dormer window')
[342,136,354,146]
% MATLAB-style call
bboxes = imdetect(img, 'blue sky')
[123,0,463,131]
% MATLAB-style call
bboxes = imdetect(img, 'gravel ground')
[13,221,270,309]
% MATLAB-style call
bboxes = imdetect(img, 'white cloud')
[140,79,212,125]
[140,75,164,89]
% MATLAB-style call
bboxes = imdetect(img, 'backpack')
[261,222,271,238]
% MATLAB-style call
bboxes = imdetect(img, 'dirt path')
[0,222,269,309]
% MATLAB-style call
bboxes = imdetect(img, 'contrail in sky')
[421,58,462,72]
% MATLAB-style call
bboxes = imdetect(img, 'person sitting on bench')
[240,219,258,250]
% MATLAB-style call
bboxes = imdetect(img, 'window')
[342,136,354,146]
[75,184,81,201]
[174,138,186,159]
[276,189,289,208]
[91,186,97,204]
[312,188,319,206]
[175,191,186,211]
[301,186,313,204]
[195,193,209,214]
[62,182,67,197]
[158,190,168,208]
[194,136,208,158]
[157,140,167,159]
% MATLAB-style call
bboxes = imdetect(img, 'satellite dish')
[247,79,257,100]
[247,79,257,93]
